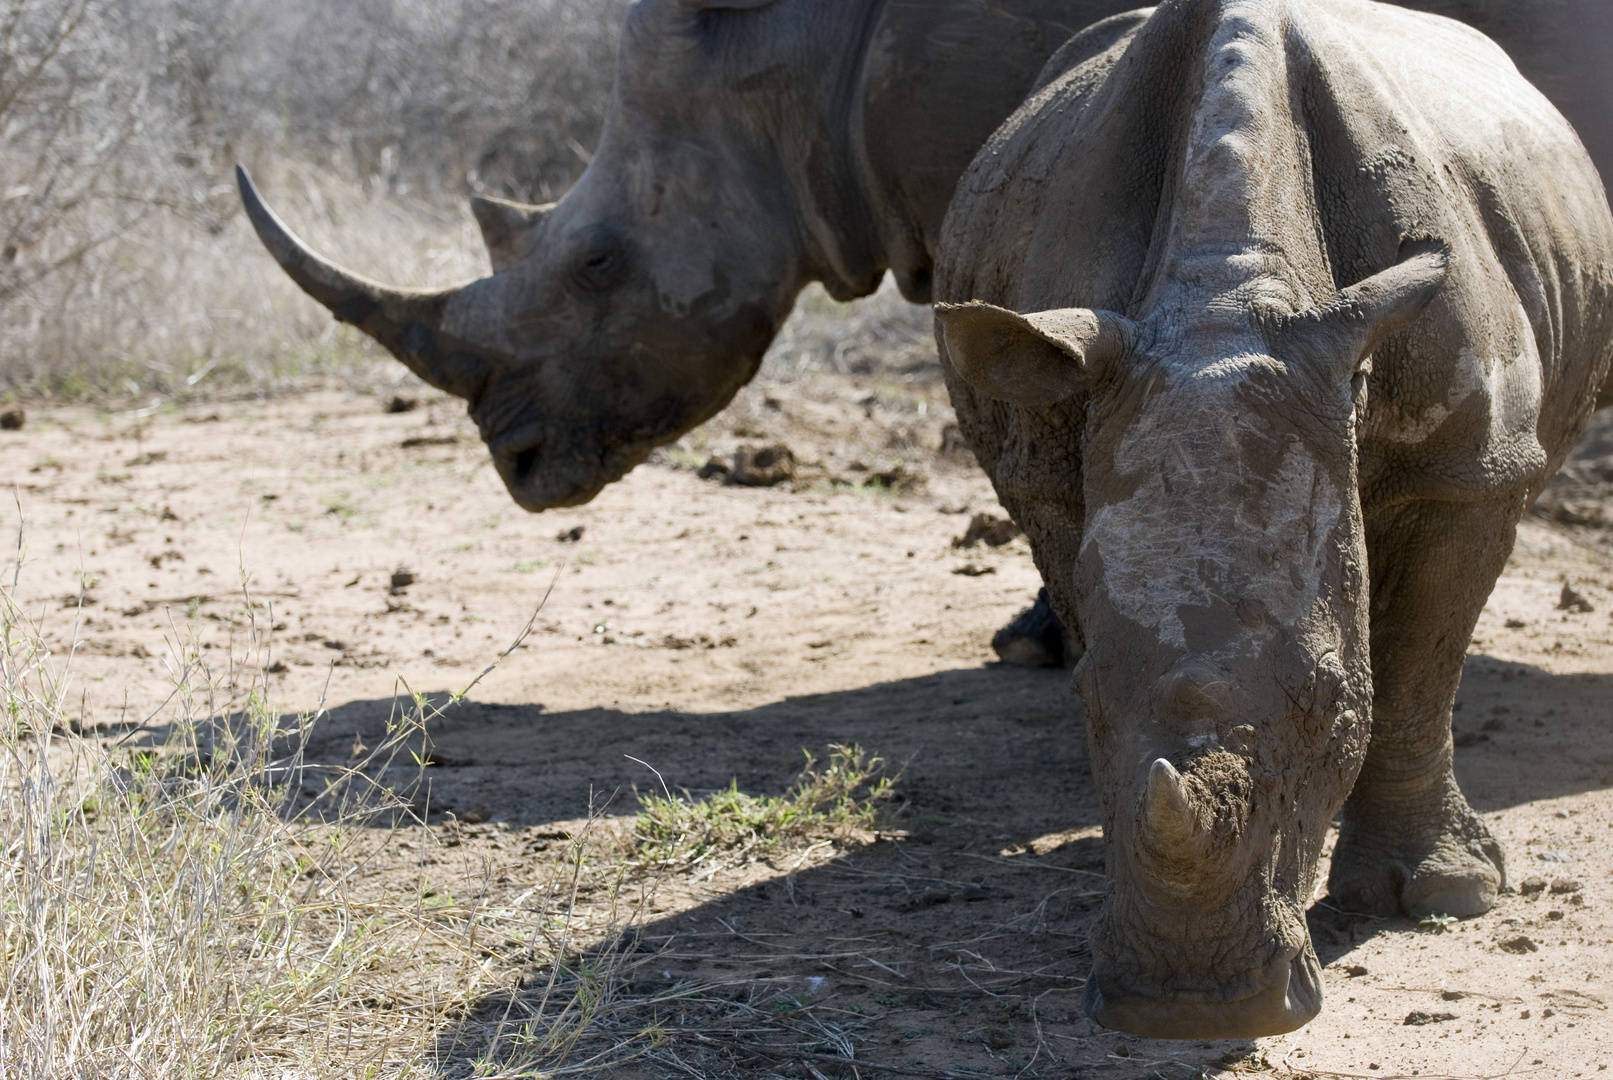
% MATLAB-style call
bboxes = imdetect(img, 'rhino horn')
[1140,758,1200,851]
[470,194,553,273]
[236,166,495,401]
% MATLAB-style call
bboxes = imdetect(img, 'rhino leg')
[1328,497,1520,920]
[992,588,1076,668]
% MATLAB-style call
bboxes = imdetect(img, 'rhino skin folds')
[936,0,1613,1040]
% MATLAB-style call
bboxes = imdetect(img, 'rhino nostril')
[513,445,540,482]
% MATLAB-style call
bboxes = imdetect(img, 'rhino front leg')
[1328,497,1522,920]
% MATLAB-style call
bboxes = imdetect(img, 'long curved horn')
[236,166,495,401]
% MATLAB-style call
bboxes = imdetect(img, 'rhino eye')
[569,230,629,292]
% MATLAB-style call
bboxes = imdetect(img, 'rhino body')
[935,0,1613,1040]
[241,0,1613,511]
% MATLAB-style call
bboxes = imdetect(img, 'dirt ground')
[4,368,1613,1079]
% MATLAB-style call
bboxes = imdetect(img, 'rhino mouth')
[488,420,657,512]
[1084,942,1323,1040]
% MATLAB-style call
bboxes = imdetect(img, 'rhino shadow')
[280,654,1608,1073]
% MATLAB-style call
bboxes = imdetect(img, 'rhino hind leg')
[1327,498,1522,920]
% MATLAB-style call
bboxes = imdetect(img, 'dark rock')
[953,512,1022,549]
[390,568,416,593]
[1403,1011,1456,1025]
[697,458,730,481]
[1519,876,1548,896]
[385,395,419,414]
[1559,582,1595,613]
[0,407,23,430]
[727,443,796,487]
[556,525,585,543]
[1500,935,1540,953]
[1550,878,1583,894]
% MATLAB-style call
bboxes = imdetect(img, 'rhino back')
[936,0,1613,622]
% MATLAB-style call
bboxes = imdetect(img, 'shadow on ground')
[291,654,1609,1077]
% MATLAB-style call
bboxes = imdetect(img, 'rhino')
[933,0,1613,1039]
[239,0,1612,666]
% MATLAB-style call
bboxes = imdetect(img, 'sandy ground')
[3,372,1612,1079]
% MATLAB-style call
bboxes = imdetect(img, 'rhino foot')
[1328,782,1505,920]
[991,588,1074,668]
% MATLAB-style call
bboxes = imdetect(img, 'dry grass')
[0,565,505,1075]
[0,543,902,1077]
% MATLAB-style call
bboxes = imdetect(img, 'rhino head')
[238,0,887,509]
[937,241,1452,1038]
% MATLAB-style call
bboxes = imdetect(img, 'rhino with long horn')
[240,0,1613,521]
[239,0,1144,511]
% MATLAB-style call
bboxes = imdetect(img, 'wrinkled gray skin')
[934,0,1613,1040]
[239,0,1613,515]
[237,0,1127,510]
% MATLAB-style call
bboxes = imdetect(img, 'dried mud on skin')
[4,380,1613,1078]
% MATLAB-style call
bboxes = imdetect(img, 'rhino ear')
[470,195,553,274]
[935,301,1131,406]
[1326,238,1452,373]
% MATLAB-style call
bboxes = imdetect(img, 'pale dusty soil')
[4,374,1613,1079]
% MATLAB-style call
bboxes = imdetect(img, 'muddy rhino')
[238,0,1613,664]
[935,0,1613,1040]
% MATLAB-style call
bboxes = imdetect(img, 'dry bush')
[0,0,629,402]
[0,0,941,406]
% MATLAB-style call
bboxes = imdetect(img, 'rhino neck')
[855,1,1133,303]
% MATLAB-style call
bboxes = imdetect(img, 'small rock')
[1500,935,1540,953]
[1520,876,1548,896]
[959,882,990,901]
[985,1028,1014,1050]
[1549,878,1583,895]
[390,568,416,593]
[0,407,23,431]
[457,808,489,825]
[728,443,796,487]
[1537,849,1576,863]
[1558,582,1594,613]
[1403,1011,1457,1026]
[953,511,1022,549]
[953,563,996,577]
[323,640,345,651]
[1346,965,1370,977]
[557,525,586,543]
[1505,617,1528,628]
[267,660,288,674]
[1441,990,1467,1001]
[385,395,418,414]
[697,458,730,481]
[938,423,975,462]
